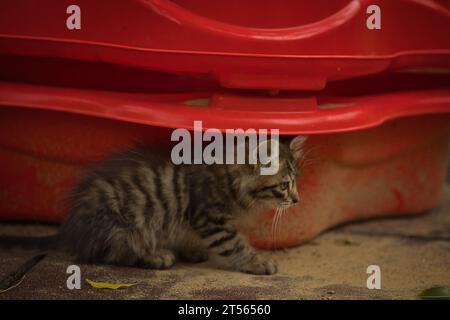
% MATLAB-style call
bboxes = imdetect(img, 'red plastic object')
[0,106,449,250]
[0,0,450,248]
[1,0,450,90]
[0,80,450,134]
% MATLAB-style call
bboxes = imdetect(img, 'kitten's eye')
[280,182,289,190]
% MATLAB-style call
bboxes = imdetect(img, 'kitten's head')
[236,135,307,212]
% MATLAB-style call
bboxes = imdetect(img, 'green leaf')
[419,287,450,300]
[85,279,137,290]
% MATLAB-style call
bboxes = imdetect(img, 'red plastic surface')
[0,107,448,250]
[1,0,450,90]
[1,80,449,134]
[0,1,449,249]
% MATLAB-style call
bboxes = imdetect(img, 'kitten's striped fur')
[60,136,306,275]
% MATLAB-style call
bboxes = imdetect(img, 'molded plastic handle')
[140,0,361,40]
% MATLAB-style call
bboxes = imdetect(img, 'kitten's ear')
[250,139,279,167]
[289,135,308,161]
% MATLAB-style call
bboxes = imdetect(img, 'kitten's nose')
[291,195,299,204]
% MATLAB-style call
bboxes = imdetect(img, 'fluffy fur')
[60,136,306,275]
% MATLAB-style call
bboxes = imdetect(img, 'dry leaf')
[0,276,25,294]
[85,279,136,290]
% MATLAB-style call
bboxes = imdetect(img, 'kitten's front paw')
[139,250,175,270]
[238,257,278,275]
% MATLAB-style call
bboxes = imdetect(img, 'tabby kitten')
[60,136,306,275]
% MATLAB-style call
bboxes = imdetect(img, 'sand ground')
[0,182,449,300]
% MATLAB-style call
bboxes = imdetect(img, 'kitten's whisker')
[278,209,283,248]
[271,209,279,250]
[271,209,276,249]
[276,209,281,250]
[278,208,286,249]
[270,211,274,249]
[274,208,282,249]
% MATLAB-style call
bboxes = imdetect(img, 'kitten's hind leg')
[178,242,208,263]
[176,229,208,263]
[105,230,175,270]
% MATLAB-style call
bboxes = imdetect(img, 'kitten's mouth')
[280,201,293,209]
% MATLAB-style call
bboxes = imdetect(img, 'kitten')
[60,135,306,275]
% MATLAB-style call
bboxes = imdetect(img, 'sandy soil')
[0,184,449,300]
